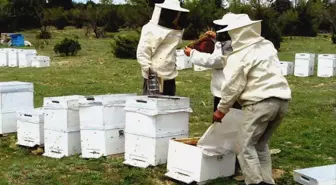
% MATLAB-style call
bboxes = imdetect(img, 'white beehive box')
[16,108,44,147]
[17,49,37,68]
[124,95,192,137]
[7,48,18,67]
[165,108,242,184]
[293,164,336,185]
[176,49,192,70]
[295,53,315,77]
[0,49,7,67]
[194,64,210,72]
[44,95,84,132]
[79,93,136,130]
[0,81,34,134]
[123,132,188,168]
[81,129,125,158]
[31,56,50,68]
[317,54,336,77]
[278,61,294,76]
[165,138,236,184]
[43,129,81,158]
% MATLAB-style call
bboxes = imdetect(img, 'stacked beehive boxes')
[16,108,44,147]
[78,94,136,159]
[123,95,192,168]
[43,95,84,158]
[294,53,315,77]
[317,54,336,77]
[0,48,49,68]
[0,81,34,135]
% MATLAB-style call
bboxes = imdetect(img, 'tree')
[47,0,73,9]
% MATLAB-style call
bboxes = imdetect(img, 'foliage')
[279,9,299,37]
[47,7,68,30]
[332,31,336,44]
[54,38,81,56]
[111,34,140,59]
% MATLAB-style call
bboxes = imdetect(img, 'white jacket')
[217,22,291,114]
[189,41,232,97]
[137,22,183,80]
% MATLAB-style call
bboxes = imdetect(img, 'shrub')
[36,30,52,39]
[279,9,300,37]
[111,34,140,59]
[54,38,81,56]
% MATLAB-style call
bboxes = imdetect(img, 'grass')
[0,27,336,185]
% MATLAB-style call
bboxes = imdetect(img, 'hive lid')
[43,95,84,110]
[318,54,336,59]
[125,95,191,112]
[0,81,33,93]
[79,93,137,107]
[294,164,336,183]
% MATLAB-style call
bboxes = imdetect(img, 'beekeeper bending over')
[184,13,242,117]
[213,14,291,185]
[136,0,189,96]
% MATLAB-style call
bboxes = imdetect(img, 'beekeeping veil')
[150,0,190,30]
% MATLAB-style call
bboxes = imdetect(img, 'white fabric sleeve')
[189,42,224,68]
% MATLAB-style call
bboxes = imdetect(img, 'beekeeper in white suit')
[212,14,292,185]
[137,0,189,96]
[184,13,243,117]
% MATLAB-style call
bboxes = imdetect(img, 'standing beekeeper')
[212,14,291,185]
[184,13,242,117]
[136,0,189,96]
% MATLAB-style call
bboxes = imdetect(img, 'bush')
[111,34,140,59]
[332,31,336,44]
[279,9,300,37]
[48,8,68,30]
[36,30,52,39]
[54,38,81,56]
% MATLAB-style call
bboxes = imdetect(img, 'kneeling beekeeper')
[213,14,292,185]
[136,0,189,96]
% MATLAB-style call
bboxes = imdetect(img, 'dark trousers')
[213,96,242,175]
[143,78,176,96]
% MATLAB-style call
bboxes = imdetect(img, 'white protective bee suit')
[189,13,241,100]
[137,0,189,96]
[216,15,291,185]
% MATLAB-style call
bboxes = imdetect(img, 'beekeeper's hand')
[184,47,192,56]
[213,109,225,122]
[205,31,216,39]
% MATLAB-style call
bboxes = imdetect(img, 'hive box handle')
[86,97,95,101]
[300,175,310,182]
[24,114,32,117]
[136,100,147,103]
[52,101,60,104]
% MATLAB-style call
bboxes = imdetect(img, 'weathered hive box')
[165,108,242,184]
[7,48,18,67]
[43,129,81,158]
[317,54,336,77]
[80,129,125,158]
[278,61,294,76]
[0,49,7,67]
[16,108,44,147]
[31,56,50,68]
[294,53,315,77]
[123,95,192,168]
[176,49,192,70]
[293,164,336,185]
[0,81,34,134]
[44,95,84,132]
[165,138,236,184]
[78,93,136,130]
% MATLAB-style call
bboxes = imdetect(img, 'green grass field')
[0,28,335,185]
